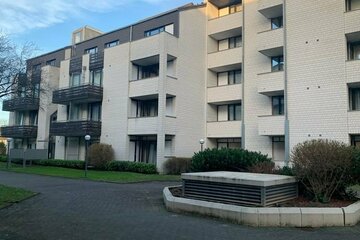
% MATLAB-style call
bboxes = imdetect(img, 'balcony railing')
[2,97,40,112]
[1,125,38,138]
[50,120,101,137]
[52,83,103,105]
[69,57,82,73]
[89,52,104,70]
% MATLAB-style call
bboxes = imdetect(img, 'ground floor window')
[351,135,360,147]
[217,138,241,149]
[130,136,157,165]
[272,136,285,162]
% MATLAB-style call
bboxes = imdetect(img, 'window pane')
[235,104,241,120]
[228,71,235,85]
[271,16,283,30]
[272,96,284,115]
[228,105,235,120]
[70,73,81,86]
[351,88,360,110]
[234,70,241,84]
[92,70,102,86]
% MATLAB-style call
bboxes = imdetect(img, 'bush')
[274,166,294,176]
[33,159,84,169]
[105,161,157,174]
[248,161,275,174]
[191,148,272,172]
[88,143,114,169]
[350,148,360,184]
[0,142,6,155]
[291,139,353,203]
[164,158,191,175]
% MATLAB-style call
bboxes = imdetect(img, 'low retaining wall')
[163,186,360,227]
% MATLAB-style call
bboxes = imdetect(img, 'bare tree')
[0,33,36,99]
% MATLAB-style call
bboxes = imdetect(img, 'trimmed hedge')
[163,157,191,175]
[105,161,157,174]
[191,148,272,172]
[33,159,85,169]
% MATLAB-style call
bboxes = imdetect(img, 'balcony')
[2,97,39,112]
[130,32,178,61]
[208,47,243,72]
[257,71,284,96]
[52,84,103,105]
[207,121,242,138]
[128,117,158,135]
[69,57,82,73]
[345,9,360,35]
[89,52,104,70]
[129,77,159,98]
[258,115,285,136]
[346,60,360,85]
[257,28,284,57]
[258,0,283,18]
[207,84,242,104]
[348,111,360,134]
[1,125,38,138]
[208,11,243,40]
[50,120,101,137]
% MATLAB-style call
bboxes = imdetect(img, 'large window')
[228,104,242,121]
[105,40,119,48]
[137,64,159,80]
[84,47,98,54]
[271,56,284,72]
[272,136,285,162]
[90,69,102,86]
[217,138,241,149]
[272,96,284,115]
[144,24,174,37]
[349,87,360,110]
[348,42,360,60]
[88,103,102,121]
[217,70,241,86]
[347,0,360,11]
[67,104,81,121]
[29,111,38,125]
[271,16,283,30]
[136,100,158,117]
[70,73,81,87]
[218,36,242,51]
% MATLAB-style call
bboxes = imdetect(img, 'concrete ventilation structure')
[2,0,360,171]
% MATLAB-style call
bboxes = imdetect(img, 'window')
[67,104,80,121]
[348,42,360,60]
[46,59,56,66]
[74,32,82,44]
[218,36,242,51]
[33,83,40,98]
[272,136,285,162]
[29,111,38,125]
[271,55,284,72]
[217,138,241,149]
[347,0,360,11]
[136,100,158,117]
[15,112,24,125]
[18,86,26,98]
[272,96,284,115]
[88,103,102,121]
[228,70,242,85]
[90,69,102,86]
[70,73,81,87]
[137,64,159,80]
[218,3,242,17]
[349,87,360,110]
[351,135,360,147]
[85,47,98,54]
[32,64,41,72]
[105,40,119,48]
[145,24,174,37]
[271,16,283,30]
[228,104,241,121]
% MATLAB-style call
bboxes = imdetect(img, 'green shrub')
[291,139,353,203]
[164,157,191,175]
[191,148,272,172]
[0,155,7,162]
[274,166,294,176]
[32,159,84,169]
[248,161,275,174]
[350,148,360,184]
[105,161,157,174]
[88,143,114,169]
[0,142,6,155]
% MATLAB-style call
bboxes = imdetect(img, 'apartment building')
[2,0,360,171]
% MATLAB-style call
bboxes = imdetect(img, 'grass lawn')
[0,162,180,183]
[0,184,36,208]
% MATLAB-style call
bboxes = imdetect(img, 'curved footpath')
[0,171,359,240]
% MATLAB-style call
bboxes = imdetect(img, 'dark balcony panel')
[89,52,104,70]
[69,57,83,73]
[50,121,101,137]
[52,84,103,105]
[2,97,40,112]
[1,125,38,138]
[31,70,42,82]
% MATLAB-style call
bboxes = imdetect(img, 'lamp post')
[6,138,12,169]
[199,139,205,152]
[84,135,91,177]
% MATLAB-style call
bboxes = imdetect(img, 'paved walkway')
[0,171,359,240]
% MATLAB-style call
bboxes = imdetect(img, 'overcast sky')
[0,0,202,124]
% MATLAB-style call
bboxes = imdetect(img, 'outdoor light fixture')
[199,139,205,151]
[84,135,91,177]
[6,138,12,169]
